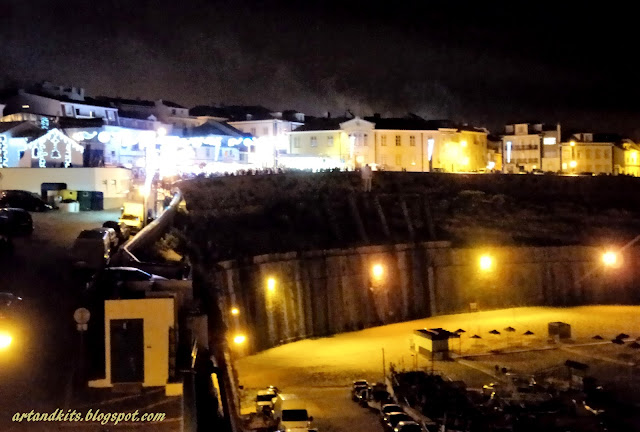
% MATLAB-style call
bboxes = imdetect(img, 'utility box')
[413,328,457,360]
[548,322,571,339]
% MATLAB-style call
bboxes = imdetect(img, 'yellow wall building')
[561,133,639,176]
[88,297,176,389]
[289,115,488,172]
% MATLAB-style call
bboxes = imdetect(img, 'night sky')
[1,1,638,136]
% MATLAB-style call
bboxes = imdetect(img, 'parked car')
[86,266,168,294]
[352,379,370,401]
[0,190,52,212]
[91,227,118,249]
[382,412,414,432]
[256,388,278,415]
[394,421,424,432]
[0,208,33,235]
[103,221,130,244]
[71,229,111,270]
[0,233,12,255]
[0,292,23,354]
[381,404,405,417]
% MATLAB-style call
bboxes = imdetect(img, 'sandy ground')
[235,305,640,431]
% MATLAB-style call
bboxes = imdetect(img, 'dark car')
[0,190,52,212]
[352,379,370,401]
[381,404,405,417]
[0,208,33,235]
[382,412,414,432]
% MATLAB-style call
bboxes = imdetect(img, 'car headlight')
[0,331,12,350]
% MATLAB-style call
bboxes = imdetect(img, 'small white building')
[89,297,176,390]
[502,122,561,173]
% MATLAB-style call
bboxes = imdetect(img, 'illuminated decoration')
[98,131,111,143]
[543,137,556,145]
[0,136,8,167]
[506,141,512,163]
[427,138,435,161]
[72,131,98,141]
[40,117,50,130]
[28,129,84,168]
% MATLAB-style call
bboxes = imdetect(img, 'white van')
[273,394,313,432]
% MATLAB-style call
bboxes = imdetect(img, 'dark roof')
[293,116,348,131]
[0,121,25,133]
[96,96,155,107]
[177,120,246,138]
[23,90,115,108]
[161,100,185,109]
[190,105,229,118]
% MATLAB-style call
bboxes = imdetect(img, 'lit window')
[310,137,317,147]
[409,136,416,146]
[395,135,401,146]
[381,135,387,146]
[327,136,334,147]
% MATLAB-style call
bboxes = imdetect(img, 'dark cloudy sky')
[1,1,638,135]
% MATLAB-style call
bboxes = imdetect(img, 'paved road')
[0,209,120,431]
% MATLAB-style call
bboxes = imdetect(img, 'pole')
[382,348,386,382]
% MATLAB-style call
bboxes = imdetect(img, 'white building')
[1,82,120,126]
[502,123,561,173]
[191,105,305,168]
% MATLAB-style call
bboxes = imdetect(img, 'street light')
[569,160,577,168]
[371,264,385,281]
[479,255,493,272]
[267,277,276,293]
[233,334,246,345]
[602,251,618,267]
[230,307,239,316]
[0,331,12,350]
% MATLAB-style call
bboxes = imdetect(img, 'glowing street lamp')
[267,277,276,293]
[371,264,385,281]
[233,334,246,345]
[602,251,618,267]
[479,255,493,272]
[569,160,577,169]
[230,307,240,316]
[0,331,12,350]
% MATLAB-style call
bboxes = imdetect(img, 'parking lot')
[235,305,640,431]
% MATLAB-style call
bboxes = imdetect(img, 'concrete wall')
[0,167,132,208]
[212,242,640,353]
[89,297,175,388]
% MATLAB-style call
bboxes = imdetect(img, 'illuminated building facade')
[288,113,489,172]
[502,122,562,173]
[561,133,637,176]
[191,105,305,168]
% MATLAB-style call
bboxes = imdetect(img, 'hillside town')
[2,81,640,210]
